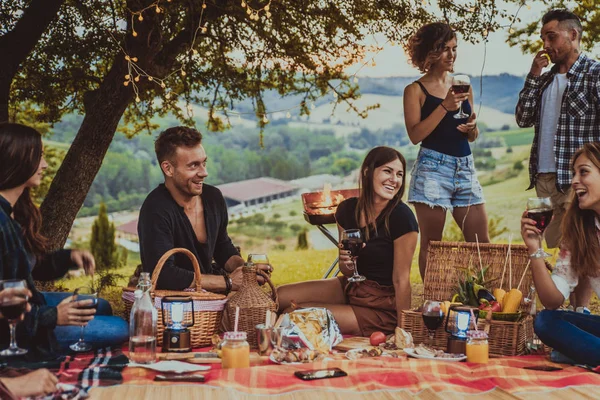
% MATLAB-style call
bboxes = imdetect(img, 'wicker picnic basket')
[222,264,278,349]
[122,248,228,348]
[400,241,534,357]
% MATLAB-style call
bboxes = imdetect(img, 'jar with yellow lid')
[221,331,250,369]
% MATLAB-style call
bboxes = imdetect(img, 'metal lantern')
[161,296,195,353]
[444,305,478,354]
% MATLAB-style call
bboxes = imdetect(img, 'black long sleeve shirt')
[0,195,75,360]
[138,184,239,290]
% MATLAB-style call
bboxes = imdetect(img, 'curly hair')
[154,126,203,164]
[405,22,456,73]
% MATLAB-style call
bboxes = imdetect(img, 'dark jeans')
[43,292,128,352]
[534,309,600,366]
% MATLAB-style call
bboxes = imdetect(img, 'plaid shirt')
[516,53,600,191]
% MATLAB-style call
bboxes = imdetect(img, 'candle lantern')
[444,305,478,354]
[161,296,195,352]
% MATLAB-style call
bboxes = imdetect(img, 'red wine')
[422,314,443,331]
[452,84,470,94]
[527,209,553,233]
[78,297,99,310]
[342,238,363,258]
[0,298,27,321]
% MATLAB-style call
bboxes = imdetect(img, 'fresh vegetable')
[479,301,502,312]
[453,264,498,307]
[493,288,506,308]
[370,331,387,346]
[502,289,523,313]
[477,288,496,303]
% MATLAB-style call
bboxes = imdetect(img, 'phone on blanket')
[294,368,348,380]
[523,365,563,372]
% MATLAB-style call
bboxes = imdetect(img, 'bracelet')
[223,273,233,295]
[440,103,450,112]
[529,252,546,259]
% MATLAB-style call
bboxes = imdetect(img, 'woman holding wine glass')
[277,147,419,336]
[0,122,128,358]
[521,143,600,366]
[403,22,489,281]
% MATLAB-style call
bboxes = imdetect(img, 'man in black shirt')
[138,126,270,291]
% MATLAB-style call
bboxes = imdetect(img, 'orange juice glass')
[466,330,489,364]
[221,331,250,369]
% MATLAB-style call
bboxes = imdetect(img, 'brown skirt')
[337,276,397,336]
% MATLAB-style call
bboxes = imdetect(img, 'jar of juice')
[221,331,250,369]
[466,330,489,364]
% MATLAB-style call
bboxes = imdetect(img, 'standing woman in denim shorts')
[403,22,490,280]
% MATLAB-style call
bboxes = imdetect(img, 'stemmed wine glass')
[526,197,553,258]
[0,279,29,356]
[452,74,471,119]
[69,287,98,352]
[341,229,365,283]
[422,300,443,347]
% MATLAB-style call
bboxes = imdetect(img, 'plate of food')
[345,346,403,360]
[404,344,466,362]
[269,348,324,364]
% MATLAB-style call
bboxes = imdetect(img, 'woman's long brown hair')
[561,142,600,278]
[0,122,47,256]
[355,146,407,241]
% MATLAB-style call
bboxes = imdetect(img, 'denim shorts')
[408,147,485,211]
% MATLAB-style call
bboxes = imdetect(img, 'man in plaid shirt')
[516,8,600,307]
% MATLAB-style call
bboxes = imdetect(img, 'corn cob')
[493,288,506,308]
[502,288,522,313]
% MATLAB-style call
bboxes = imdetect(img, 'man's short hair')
[542,9,583,40]
[155,126,203,163]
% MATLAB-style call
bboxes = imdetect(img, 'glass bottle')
[129,289,157,364]
[466,330,489,364]
[221,331,250,369]
[137,272,152,293]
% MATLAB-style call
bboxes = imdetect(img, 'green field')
[485,127,535,147]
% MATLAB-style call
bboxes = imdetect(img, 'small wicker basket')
[400,241,534,357]
[122,248,228,348]
[222,264,278,348]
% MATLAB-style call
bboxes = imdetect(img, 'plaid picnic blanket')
[0,347,127,400]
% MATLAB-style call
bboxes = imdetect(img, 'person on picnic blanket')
[402,22,489,282]
[0,122,128,359]
[138,126,271,292]
[516,9,600,310]
[277,146,418,336]
[521,143,600,367]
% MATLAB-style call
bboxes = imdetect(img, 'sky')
[353,2,562,78]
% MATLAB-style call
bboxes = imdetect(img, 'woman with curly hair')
[521,143,600,367]
[403,22,489,280]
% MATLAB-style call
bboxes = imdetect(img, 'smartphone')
[294,368,347,381]
[523,365,563,372]
[154,374,205,382]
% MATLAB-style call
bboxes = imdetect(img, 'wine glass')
[0,279,29,356]
[422,300,443,346]
[248,253,271,276]
[452,74,471,119]
[526,197,553,258]
[341,229,365,283]
[69,287,98,352]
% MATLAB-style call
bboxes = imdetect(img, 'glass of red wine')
[526,197,553,258]
[422,300,443,347]
[341,229,365,283]
[69,287,98,352]
[452,74,471,119]
[0,279,29,356]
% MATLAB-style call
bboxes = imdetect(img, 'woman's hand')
[441,87,469,112]
[457,112,477,136]
[56,295,96,326]
[71,250,95,276]
[0,369,58,397]
[521,210,542,253]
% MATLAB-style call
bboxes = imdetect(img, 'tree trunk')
[0,0,65,121]
[40,59,133,249]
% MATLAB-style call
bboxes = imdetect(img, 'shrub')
[289,210,297,216]
[296,229,309,250]
[513,160,524,171]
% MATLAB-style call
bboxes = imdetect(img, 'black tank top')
[415,81,472,157]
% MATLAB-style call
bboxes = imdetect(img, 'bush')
[289,223,302,233]
[296,229,309,250]
[506,146,513,153]
[289,210,297,216]
[272,244,286,251]
[273,213,281,219]
[513,160,524,171]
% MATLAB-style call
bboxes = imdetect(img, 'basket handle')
[257,269,279,309]
[151,248,202,292]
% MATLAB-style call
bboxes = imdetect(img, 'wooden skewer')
[274,313,285,329]
[475,233,484,280]
[517,260,531,292]
[509,240,513,290]
[500,234,511,290]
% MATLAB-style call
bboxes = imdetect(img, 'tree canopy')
[1,0,508,249]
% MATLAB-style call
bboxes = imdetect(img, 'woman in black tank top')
[402,22,490,281]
